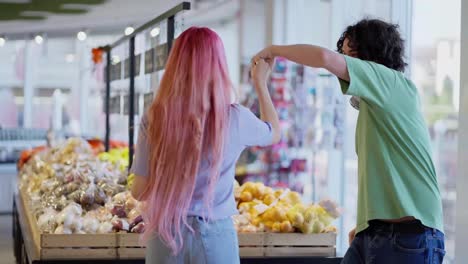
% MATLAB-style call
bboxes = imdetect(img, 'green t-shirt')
[339,55,443,234]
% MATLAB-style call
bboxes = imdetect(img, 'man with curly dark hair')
[253,19,444,263]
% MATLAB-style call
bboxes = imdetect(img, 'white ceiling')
[0,0,186,38]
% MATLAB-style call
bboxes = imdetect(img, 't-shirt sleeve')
[129,113,150,177]
[234,105,274,147]
[338,55,397,108]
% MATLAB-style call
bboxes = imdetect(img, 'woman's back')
[129,27,280,263]
[132,104,273,219]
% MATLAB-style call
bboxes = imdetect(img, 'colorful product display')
[236,58,346,200]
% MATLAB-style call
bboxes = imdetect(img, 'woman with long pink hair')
[130,27,280,263]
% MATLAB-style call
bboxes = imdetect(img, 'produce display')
[18,138,144,234]
[233,181,340,234]
[18,137,338,237]
[17,146,47,170]
[97,147,129,171]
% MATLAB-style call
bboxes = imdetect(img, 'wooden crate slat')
[239,247,264,257]
[237,233,265,246]
[19,188,120,260]
[265,233,336,246]
[118,233,143,247]
[41,248,116,260]
[117,246,335,258]
[16,194,41,261]
[264,246,335,257]
[118,248,146,259]
[41,233,117,248]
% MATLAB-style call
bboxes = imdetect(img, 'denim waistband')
[368,220,443,237]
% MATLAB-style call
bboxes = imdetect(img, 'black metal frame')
[103,2,191,159]
[167,15,175,53]
[128,37,135,168]
[104,49,111,152]
[108,2,190,50]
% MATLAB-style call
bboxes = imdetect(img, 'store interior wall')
[283,0,332,47]
[239,0,267,60]
[213,21,240,90]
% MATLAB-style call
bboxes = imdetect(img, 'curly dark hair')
[337,19,407,72]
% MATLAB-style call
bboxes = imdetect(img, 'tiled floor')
[0,215,15,264]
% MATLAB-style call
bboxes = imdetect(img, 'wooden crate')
[118,247,146,259]
[117,232,336,258]
[17,189,118,261]
[18,187,336,260]
[239,232,336,257]
[117,233,143,259]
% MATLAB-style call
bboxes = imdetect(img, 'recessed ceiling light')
[124,26,134,36]
[112,55,121,64]
[77,31,87,41]
[35,35,43,45]
[150,27,160,38]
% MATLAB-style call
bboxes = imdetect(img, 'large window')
[411,0,460,262]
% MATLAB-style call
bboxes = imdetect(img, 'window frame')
[455,1,468,262]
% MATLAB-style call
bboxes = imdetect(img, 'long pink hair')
[141,27,232,253]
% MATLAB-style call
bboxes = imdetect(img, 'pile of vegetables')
[19,137,339,236]
[97,147,129,172]
[19,138,143,234]
[233,181,340,234]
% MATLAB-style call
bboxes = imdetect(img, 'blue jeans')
[342,222,445,264]
[146,216,240,264]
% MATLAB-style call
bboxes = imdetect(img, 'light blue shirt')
[130,104,273,219]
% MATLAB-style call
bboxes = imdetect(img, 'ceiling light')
[0,37,5,47]
[77,31,87,41]
[124,26,134,36]
[111,55,121,64]
[150,27,160,38]
[35,35,43,45]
